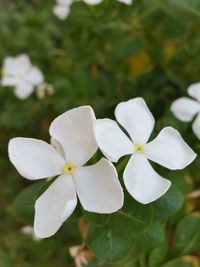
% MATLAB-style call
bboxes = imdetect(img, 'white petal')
[117,0,132,5]
[53,5,70,20]
[8,138,65,180]
[73,158,124,213]
[170,97,200,122]
[26,66,44,86]
[83,0,103,5]
[15,54,32,75]
[14,81,34,99]
[123,155,171,204]
[115,98,155,144]
[188,82,200,102]
[2,56,16,75]
[192,113,200,139]
[145,127,196,170]
[94,119,133,162]
[49,106,98,166]
[34,175,77,238]
[1,76,19,86]
[50,137,66,158]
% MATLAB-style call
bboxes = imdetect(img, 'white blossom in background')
[53,0,132,20]
[171,83,200,139]
[53,0,73,20]
[36,83,54,99]
[20,226,41,241]
[1,54,44,100]
[69,244,92,267]
[9,106,124,238]
[94,98,196,204]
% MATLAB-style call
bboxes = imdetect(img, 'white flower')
[69,244,92,267]
[171,83,200,139]
[1,54,44,100]
[94,98,196,204]
[9,106,123,238]
[20,225,41,241]
[53,0,73,20]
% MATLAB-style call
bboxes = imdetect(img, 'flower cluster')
[9,98,196,238]
[1,54,44,100]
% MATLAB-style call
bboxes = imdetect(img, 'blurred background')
[0,0,200,266]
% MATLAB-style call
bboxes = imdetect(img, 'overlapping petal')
[34,174,77,238]
[8,138,65,180]
[115,98,155,144]
[123,155,171,204]
[192,113,200,139]
[51,137,66,158]
[49,106,97,166]
[145,127,196,170]
[94,119,133,162]
[188,82,200,102]
[73,158,124,213]
[170,97,200,122]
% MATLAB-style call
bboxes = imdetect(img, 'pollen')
[63,162,76,175]
[135,144,145,154]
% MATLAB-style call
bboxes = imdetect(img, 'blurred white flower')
[83,0,132,5]
[1,54,44,100]
[20,225,41,241]
[53,0,132,19]
[94,98,196,204]
[69,244,93,267]
[9,106,123,238]
[171,83,200,139]
[36,83,54,99]
[53,0,73,20]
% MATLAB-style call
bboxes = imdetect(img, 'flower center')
[135,144,145,154]
[17,74,24,80]
[63,162,76,175]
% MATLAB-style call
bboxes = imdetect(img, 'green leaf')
[171,213,200,256]
[12,180,48,224]
[161,256,200,267]
[131,222,165,258]
[83,211,110,226]
[110,197,153,238]
[163,0,200,19]
[170,172,194,195]
[87,197,152,263]
[87,226,134,263]
[152,185,184,221]
[149,241,168,267]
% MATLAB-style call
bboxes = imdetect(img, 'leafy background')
[0,0,200,266]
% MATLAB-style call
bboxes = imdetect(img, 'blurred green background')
[0,0,200,266]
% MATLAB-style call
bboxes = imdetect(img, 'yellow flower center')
[135,144,145,154]
[63,162,76,175]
